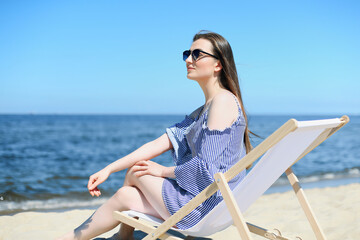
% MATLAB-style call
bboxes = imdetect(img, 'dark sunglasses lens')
[183,50,190,61]
[192,49,200,61]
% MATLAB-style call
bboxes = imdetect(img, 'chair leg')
[214,172,253,240]
[246,222,295,240]
[285,168,327,240]
[112,211,182,240]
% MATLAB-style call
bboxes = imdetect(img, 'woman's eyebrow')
[190,48,204,51]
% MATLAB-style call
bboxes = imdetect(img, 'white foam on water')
[349,168,360,175]
[302,175,321,183]
[2,167,359,214]
[323,173,336,179]
[0,197,108,214]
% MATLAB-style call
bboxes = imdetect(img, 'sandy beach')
[0,183,359,240]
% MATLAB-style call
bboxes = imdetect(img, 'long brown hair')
[193,30,257,168]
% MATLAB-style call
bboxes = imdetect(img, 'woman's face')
[185,38,221,81]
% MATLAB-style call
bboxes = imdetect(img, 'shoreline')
[1,182,359,239]
[266,176,359,194]
[1,177,359,217]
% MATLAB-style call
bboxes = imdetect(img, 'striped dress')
[162,94,247,230]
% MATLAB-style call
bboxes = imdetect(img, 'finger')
[89,186,97,194]
[89,178,102,191]
[87,176,94,189]
[92,187,100,197]
[94,190,99,197]
[89,189,94,196]
[135,170,148,177]
[88,175,98,189]
[134,161,142,166]
[88,182,97,191]
[135,161,147,166]
[96,188,101,197]
[131,165,148,172]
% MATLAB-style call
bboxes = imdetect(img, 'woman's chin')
[187,75,204,82]
[186,73,197,80]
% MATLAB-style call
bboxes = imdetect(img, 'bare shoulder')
[207,91,239,130]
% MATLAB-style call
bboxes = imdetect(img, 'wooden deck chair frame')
[113,115,350,240]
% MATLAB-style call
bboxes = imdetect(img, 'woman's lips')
[187,67,195,71]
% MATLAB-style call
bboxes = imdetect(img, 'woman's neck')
[197,76,224,105]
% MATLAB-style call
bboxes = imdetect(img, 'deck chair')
[113,115,350,240]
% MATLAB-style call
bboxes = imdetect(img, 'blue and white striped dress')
[162,94,247,230]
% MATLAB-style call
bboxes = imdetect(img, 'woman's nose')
[185,54,193,63]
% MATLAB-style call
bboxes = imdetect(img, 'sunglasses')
[183,49,218,61]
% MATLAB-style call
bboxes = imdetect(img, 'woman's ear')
[214,60,222,73]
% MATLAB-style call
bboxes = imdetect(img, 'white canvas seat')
[113,116,349,240]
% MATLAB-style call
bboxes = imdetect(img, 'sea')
[0,114,359,215]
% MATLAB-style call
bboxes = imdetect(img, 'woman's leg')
[123,165,171,220]
[115,166,172,238]
[57,178,167,240]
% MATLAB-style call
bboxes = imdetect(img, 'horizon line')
[0,112,358,116]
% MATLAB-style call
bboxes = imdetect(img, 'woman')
[57,30,253,240]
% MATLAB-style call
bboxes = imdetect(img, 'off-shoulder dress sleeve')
[174,125,235,197]
[165,115,194,164]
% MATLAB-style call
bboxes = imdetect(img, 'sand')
[0,183,359,240]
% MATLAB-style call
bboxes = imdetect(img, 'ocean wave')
[273,167,360,186]
[0,197,108,215]
[1,168,359,215]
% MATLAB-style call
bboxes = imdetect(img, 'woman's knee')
[113,186,136,208]
[124,165,139,186]
[113,186,147,211]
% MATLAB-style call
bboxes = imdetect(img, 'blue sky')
[1,1,359,115]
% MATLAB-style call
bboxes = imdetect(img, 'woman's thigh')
[125,168,171,220]
[116,186,163,220]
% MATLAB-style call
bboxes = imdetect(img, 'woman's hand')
[131,160,167,178]
[87,168,111,197]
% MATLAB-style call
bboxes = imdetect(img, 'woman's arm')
[105,132,173,174]
[88,133,173,196]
